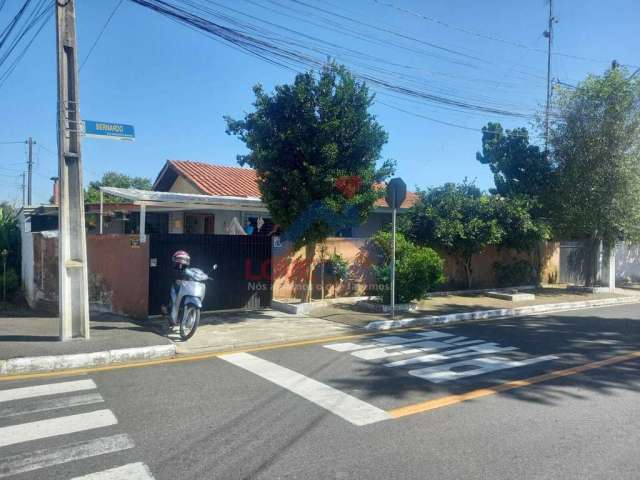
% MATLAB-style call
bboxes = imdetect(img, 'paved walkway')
[309,287,630,328]
[0,311,172,361]
[150,309,358,354]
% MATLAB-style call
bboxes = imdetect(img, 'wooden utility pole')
[27,137,34,205]
[544,0,554,153]
[56,0,90,339]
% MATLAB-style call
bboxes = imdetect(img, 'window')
[247,216,274,235]
[185,214,215,234]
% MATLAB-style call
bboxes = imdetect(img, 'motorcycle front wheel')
[180,305,200,340]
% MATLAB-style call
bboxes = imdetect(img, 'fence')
[148,234,272,315]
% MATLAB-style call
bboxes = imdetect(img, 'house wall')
[616,242,640,283]
[169,176,201,194]
[25,233,150,318]
[20,213,35,305]
[272,238,375,300]
[272,238,561,300]
[352,212,388,237]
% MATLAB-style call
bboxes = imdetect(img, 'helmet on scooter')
[171,250,191,269]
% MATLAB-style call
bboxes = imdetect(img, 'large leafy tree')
[549,67,640,284]
[403,182,503,288]
[476,122,553,200]
[85,171,152,204]
[225,62,392,300]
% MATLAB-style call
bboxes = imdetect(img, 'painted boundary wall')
[272,238,560,300]
[23,232,150,318]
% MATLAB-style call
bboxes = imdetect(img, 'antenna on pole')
[543,0,554,154]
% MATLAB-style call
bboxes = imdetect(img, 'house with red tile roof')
[152,159,418,237]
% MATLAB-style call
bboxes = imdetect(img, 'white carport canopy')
[99,186,267,242]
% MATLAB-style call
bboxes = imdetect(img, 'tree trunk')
[463,258,473,289]
[584,236,600,287]
[303,241,316,302]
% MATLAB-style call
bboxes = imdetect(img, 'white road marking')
[0,379,97,403]
[68,462,155,480]
[323,331,454,352]
[220,352,391,426]
[0,409,118,448]
[409,355,559,383]
[0,434,134,479]
[385,343,518,368]
[0,392,104,418]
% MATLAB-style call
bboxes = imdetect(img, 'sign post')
[385,178,407,320]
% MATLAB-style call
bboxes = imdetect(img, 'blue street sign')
[82,120,135,141]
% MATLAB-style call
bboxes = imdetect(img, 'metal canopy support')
[99,190,103,235]
[56,0,90,340]
[139,204,146,243]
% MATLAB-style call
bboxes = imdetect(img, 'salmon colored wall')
[31,234,150,318]
[87,235,150,319]
[272,238,561,300]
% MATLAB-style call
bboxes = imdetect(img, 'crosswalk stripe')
[68,462,155,480]
[0,409,117,448]
[0,392,104,419]
[221,352,391,426]
[0,434,134,479]
[0,379,97,403]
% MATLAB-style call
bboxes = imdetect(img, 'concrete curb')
[271,296,376,315]
[365,295,640,331]
[0,344,176,376]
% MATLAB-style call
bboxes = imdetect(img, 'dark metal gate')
[148,234,272,315]
[559,241,589,285]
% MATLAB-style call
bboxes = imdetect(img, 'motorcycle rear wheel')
[180,306,200,340]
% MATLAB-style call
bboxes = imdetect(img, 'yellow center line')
[387,351,640,418]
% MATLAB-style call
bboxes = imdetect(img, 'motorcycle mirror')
[212,264,218,271]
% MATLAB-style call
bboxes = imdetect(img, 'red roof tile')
[374,190,419,209]
[168,160,261,198]
[165,160,418,209]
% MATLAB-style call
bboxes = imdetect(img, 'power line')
[79,0,125,71]
[370,0,639,68]
[128,0,541,120]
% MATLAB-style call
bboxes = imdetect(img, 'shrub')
[371,231,445,304]
[0,268,20,300]
[324,252,349,281]
[493,260,536,287]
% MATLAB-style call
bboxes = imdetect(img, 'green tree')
[476,122,553,200]
[403,182,503,288]
[493,195,551,282]
[85,171,152,204]
[549,67,640,285]
[225,62,393,301]
[0,203,21,299]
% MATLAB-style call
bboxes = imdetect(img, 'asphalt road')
[2,303,640,480]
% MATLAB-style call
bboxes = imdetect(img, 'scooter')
[165,264,217,340]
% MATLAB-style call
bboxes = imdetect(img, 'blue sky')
[0,0,638,204]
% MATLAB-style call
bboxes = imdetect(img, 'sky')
[0,0,638,205]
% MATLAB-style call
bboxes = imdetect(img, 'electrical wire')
[127,0,542,120]
[79,0,125,71]
[370,0,639,68]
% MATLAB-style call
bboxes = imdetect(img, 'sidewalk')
[3,287,639,376]
[308,287,639,329]
[0,309,175,375]
[148,309,357,355]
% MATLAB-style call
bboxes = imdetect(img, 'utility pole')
[27,136,34,205]
[56,0,90,340]
[20,172,26,206]
[543,0,554,153]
